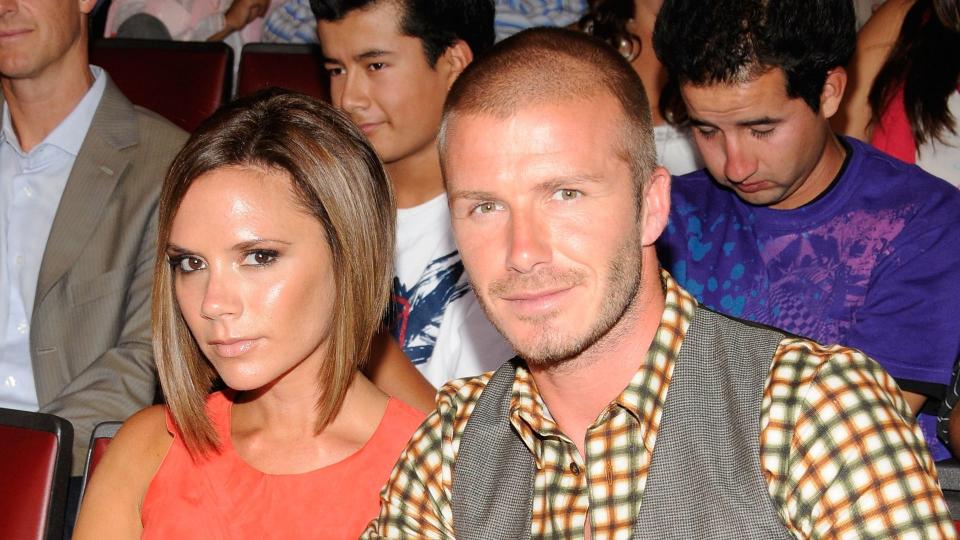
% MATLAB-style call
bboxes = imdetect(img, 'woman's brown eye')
[173,256,206,273]
[242,250,278,266]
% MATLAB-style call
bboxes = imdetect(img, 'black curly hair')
[653,0,856,118]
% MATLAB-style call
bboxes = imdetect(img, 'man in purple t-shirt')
[653,0,960,459]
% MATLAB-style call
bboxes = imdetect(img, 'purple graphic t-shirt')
[658,137,960,460]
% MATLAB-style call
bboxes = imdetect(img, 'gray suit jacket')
[14,77,188,473]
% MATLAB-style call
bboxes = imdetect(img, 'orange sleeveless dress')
[140,391,424,539]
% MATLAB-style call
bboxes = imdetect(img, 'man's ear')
[820,66,848,119]
[641,166,671,247]
[440,40,474,87]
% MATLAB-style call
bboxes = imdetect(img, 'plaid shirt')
[363,271,954,539]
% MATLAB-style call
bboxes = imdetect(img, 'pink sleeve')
[870,85,917,164]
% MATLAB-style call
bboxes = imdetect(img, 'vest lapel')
[452,359,535,540]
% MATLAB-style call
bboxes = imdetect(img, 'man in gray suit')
[0,0,187,487]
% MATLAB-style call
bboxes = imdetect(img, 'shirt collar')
[508,269,697,467]
[1,65,107,156]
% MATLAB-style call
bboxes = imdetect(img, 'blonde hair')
[152,90,395,455]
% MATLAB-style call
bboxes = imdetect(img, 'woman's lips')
[211,338,260,358]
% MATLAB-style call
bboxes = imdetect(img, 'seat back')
[236,43,329,101]
[0,408,73,540]
[87,0,112,45]
[90,38,233,132]
[78,421,123,505]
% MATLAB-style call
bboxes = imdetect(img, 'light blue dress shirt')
[0,66,107,411]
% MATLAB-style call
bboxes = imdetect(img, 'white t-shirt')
[654,123,703,177]
[391,194,514,387]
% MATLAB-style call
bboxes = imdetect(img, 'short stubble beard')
[473,227,644,370]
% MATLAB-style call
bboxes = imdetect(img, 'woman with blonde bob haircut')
[74,90,425,539]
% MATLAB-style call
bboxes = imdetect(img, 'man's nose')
[506,208,552,273]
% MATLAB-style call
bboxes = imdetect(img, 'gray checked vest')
[451,306,795,539]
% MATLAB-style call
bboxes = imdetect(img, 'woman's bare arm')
[834,0,915,140]
[73,406,173,539]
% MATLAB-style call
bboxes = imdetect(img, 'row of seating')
[0,409,118,540]
[90,39,329,132]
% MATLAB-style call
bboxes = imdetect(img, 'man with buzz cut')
[362,27,954,539]
[312,0,514,388]
[653,0,960,461]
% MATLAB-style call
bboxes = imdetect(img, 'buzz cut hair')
[438,27,657,196]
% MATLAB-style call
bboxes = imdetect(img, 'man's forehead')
[442,102,628,185]
[316,2,407,53]
[445,95,622,135]
[683,66,790,97]
[442,99,627,178]
[680,70,795,119]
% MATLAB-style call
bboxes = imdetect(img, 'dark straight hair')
[311,0,495,65]
[869,0,960,147]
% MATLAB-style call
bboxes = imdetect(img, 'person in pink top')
[73,90,425,539]
[837,0,960,185]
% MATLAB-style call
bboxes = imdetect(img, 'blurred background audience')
[838,0,959,185]
[578,0,702,175]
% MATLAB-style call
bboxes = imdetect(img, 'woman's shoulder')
[376,397,427,445]
[122,403,172,433]
[107,405,176,476]
[72,405,175,539]
[386,397,428,428]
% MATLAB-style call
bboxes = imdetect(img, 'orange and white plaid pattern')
[363,271,955,539]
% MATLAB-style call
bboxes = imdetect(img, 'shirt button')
[15,255,23,265]
[3,375,15,388]
[17,321,28,334]
[570,462,581,475]
[23,186,32,197]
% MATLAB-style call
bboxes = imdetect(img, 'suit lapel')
[34,78,137,309]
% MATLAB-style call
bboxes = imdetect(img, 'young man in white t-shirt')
[315,0,514,386]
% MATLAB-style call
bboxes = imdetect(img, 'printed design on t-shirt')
[390,251,471,365]
[666,205,910,345]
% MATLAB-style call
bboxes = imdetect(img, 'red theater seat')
[90,38,233,132]
[0,408,73,540]
[237,43,329,101]
[78,421,122,506]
